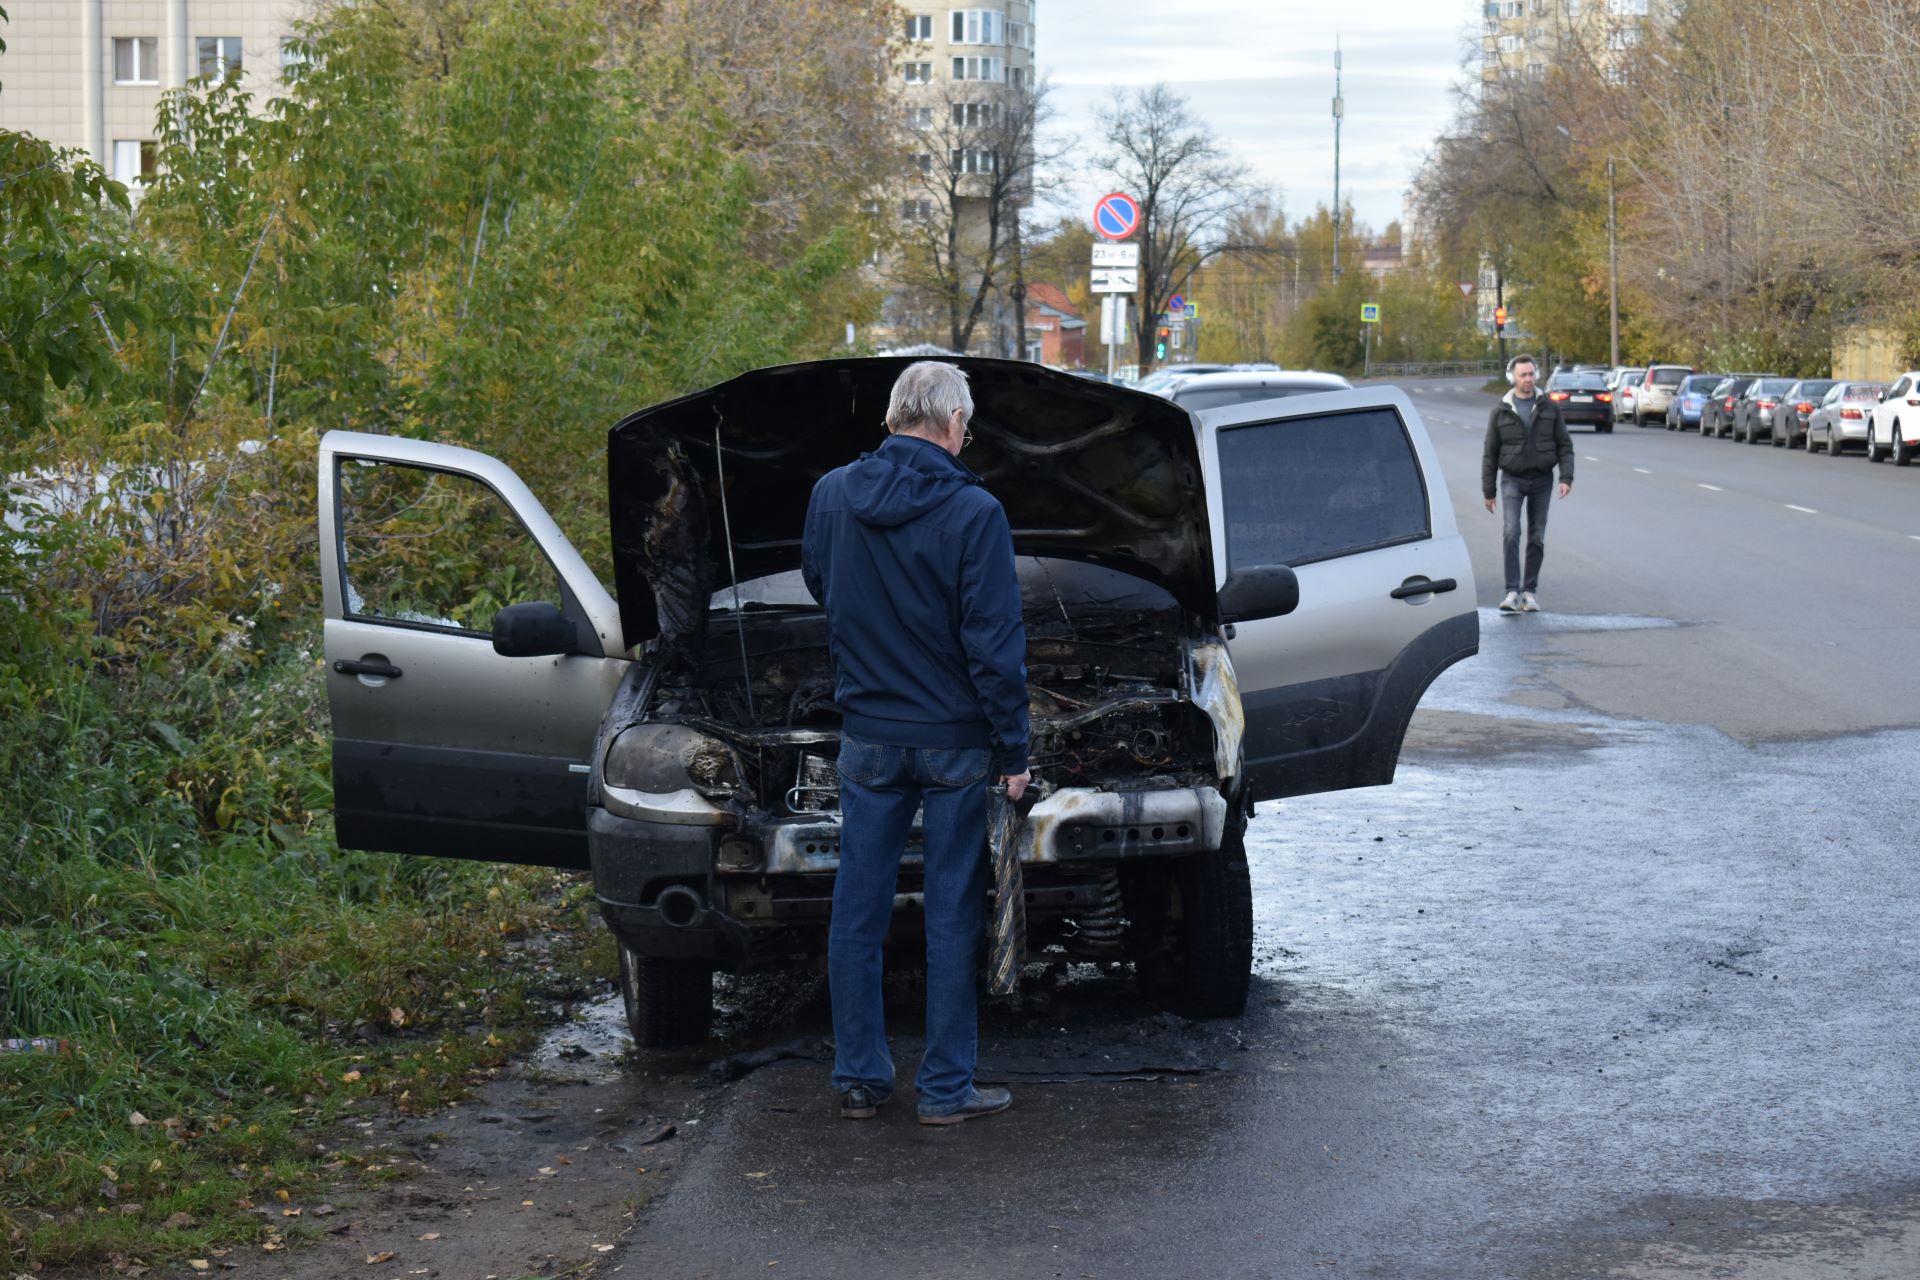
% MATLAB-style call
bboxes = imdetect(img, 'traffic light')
[1494,305,1508,334]
[1156,326,1170,360]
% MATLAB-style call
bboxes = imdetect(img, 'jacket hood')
[606,357,1215,655]
[841,435,978,529]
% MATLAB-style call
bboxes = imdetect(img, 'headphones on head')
[1505,354,1536,387]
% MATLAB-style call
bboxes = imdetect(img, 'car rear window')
[1752,379,1793,395]
[1847,383,1887,400]
[1177,383,1335,411]
[1683,376,1720,393]
[1794,381,1836,400]
[1651,368,1688,386]
[1216,407,1428,569]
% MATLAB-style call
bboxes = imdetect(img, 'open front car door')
[1198,387,1479,801]
[318,432,627,868]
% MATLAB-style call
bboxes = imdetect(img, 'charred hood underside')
[607,357,1217,662]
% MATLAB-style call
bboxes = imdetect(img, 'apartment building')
[0,0,307,185]
[1481,0,1669,84]
[885,4,1038,353]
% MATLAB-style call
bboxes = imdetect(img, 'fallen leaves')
[129,1111,150,1128]
[342,1069,363,1084]
[418,1232,441,1241]
[593,1243,615,1252]
[366,1250,395,1264]
[189,1261,210,1272]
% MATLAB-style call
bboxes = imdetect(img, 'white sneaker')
[1498,592,1521,613]
[1520,592,1540,612]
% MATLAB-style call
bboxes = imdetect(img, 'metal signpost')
[1091,193,1141,380]
[1361,302,1380,377]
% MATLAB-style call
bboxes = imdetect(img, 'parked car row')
[1642,365,1920,463]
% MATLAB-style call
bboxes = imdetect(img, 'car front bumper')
[587,784,1230,965]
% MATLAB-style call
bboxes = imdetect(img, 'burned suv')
[320,359,1476,1045]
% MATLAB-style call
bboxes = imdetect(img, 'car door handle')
[1390,578,1457,600]
[334,657,403,679]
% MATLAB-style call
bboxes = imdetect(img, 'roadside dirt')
[211,992,720,1280]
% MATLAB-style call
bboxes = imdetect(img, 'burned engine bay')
[637,558,1233,816]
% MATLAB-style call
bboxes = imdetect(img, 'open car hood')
[607,357,1216,659]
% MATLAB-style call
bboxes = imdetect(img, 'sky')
[1036,0,1481,239]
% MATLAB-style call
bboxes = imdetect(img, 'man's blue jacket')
[801,432,1030,777]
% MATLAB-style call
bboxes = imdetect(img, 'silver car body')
[317,363,1477,984]
[1168,370,1353,412]
[1805,381,1886,454]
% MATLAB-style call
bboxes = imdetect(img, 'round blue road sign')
[1093,191,1140,241]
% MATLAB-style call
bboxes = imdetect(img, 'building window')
[913,152,932,173]
[905,14,933,41]
[950,9,1004,45]
[1606,0,1648,13]
[1496,34,1525,52]
[952,56,1004,82]
[902,197,934,221]
[112,139,157,186]
[951,148,998,175]
[1007,22,1031,49]
[907,106,934,128]
[1606,27,1640,48]
[903,61,932,84]
[951,101,999,127]
[196,36,243,79]
[112,36,160,85]
[1009,65,1026,90]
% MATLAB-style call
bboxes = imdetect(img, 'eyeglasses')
[961,423,974,449]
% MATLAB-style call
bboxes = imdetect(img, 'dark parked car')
[1545,371,1615,430]
[1805,381,1886,456]
[1733,377,1797,444]
[315,360,1480,1045]
[1700,375,1761,438]
[1666,373,1724,431]
[1770,379,1837,449]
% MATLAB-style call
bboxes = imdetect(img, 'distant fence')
[1364,359,1504,378]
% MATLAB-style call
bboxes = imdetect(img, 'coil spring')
[1075,867,1125,944]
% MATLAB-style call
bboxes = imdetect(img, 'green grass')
[0,642,615,1270]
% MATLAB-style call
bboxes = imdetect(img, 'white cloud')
[1034,0,1479,234]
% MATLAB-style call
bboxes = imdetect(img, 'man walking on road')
[1482,354,1574,613]
[801,361,1031,1127]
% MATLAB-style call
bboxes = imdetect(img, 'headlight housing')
[603,723,739,796]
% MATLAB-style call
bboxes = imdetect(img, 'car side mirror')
[1218,566,1299,624]
[492,601,575,657]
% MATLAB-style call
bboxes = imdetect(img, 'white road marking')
[1697,483,1722,491]
[1582,455,1598,462]
[1785,504,1818,515]
[1909,535,1920,542]
[1633,467,1652,474]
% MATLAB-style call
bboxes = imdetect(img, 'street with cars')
[264,373,1920,1280]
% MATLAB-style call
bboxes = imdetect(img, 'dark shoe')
[918,1087,1012,1126]
[840,1084,890,1119]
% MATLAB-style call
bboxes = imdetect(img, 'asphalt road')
[612,379,1920,1279]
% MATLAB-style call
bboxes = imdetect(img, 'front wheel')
[1896,424,1912,466]
[1129,827,1253,1020]
[618,943,714,1047]
[1867,426,1884,462]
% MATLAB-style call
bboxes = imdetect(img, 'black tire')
[618,943,714,1047]
[1828,428,1843,457]
[1896,424,1912,466]
[1130,823,1253,1020]
[1867,425,1884,462]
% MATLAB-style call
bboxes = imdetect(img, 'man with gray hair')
[801,360,1031,1126]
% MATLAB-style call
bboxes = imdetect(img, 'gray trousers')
[1500,471,1554,593]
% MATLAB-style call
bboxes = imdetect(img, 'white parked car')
[1628,365,1693,427]
[1866,371,1920,465]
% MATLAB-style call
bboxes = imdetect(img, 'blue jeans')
[829,735,991,1116]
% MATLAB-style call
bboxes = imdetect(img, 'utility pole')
[1331,42,1344,282]
[1607,156,1620,368]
